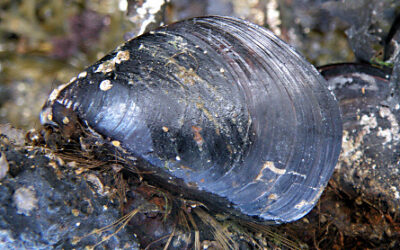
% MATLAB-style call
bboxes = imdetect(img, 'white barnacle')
[78,71,87,78]
[115,50,130,64]
[99,80,113,91]
[95,61,114,74]
[94,50,130,74]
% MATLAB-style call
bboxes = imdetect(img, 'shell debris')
[99,80,113,91]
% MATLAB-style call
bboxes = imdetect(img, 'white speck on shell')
[78,71,87,78]
[95,61,114,74]
[100,80,113,91]
[111,140,121,147]
[95,50,130,74]
[115,50,130,64]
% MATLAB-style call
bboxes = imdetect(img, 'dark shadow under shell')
[41,16,342,223]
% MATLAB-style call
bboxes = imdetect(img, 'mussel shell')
[319,63,400,212]
[41,16,342,223]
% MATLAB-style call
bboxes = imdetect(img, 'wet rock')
[0,137,139,249]
[323,0,400,62]
[0,124,26,146]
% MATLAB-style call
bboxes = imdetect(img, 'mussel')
[40,16,342,224]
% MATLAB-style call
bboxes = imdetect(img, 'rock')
[0,136,139,249]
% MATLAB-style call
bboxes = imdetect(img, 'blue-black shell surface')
[41,16,342,223]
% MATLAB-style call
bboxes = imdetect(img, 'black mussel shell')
[41,16,342,223]
[320,63,392,124]
[319,63,400,211]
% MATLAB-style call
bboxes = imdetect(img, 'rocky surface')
[0,131,139,249]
